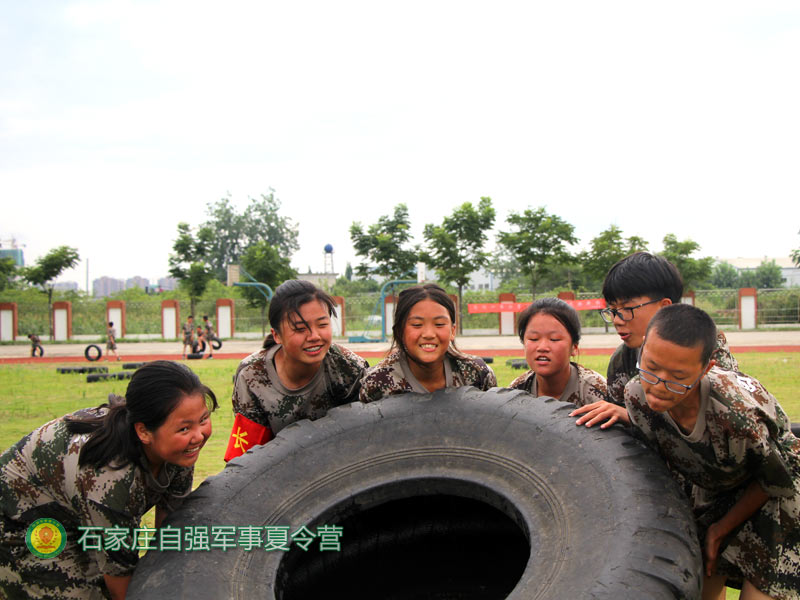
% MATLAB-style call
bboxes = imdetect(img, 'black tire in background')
[84,344,102,361]
[211,338,222,350]
[186,352,205,360]
[129,387,702,600]
[122,362,146,370]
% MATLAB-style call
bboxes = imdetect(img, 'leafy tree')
[422,197,496,331]
[740,260,784,289]
[792,230,800,267]
[497,207,578,296]
[0,257,17,292]
[344,262,353,281]
[202,191,299,281]
[168,223,215,316]
[578,225,648,289]
[21,246,80,339]
[239,241,297,334]
[711,261,740,288]
[659,234,714,290]
[331,275,381,296]
[350,204,419,280]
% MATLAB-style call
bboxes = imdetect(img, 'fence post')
[738,288,757,330]
[331,296,346,337]
[52,301,72,341]
[106,300,126,337]
[0,302,17,341]
[384,295,396,339]
[681,290,695,306]
[161,300,180,339]
[499,293,517,335]
[215,299,235,339]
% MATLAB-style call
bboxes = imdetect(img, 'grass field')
[1,353,796,599]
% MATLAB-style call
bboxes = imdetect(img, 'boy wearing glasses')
[626,304,800,600]
[572,251,737,429]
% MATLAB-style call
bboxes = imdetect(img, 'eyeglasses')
[599,298,662,323]
[635,358,706,395]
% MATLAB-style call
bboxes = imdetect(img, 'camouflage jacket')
[508,362,609,407]
[624,368,800,597]
[232,343,368,435]
[0,407,193,578]
[359,347,497,403]
[607,331,738,405]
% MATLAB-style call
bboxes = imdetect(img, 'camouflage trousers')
[0,517,108,600]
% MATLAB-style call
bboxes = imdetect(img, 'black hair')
[517,298,581,345]
[203,315,208,320]
[645,304,717,364]
[390,283,456,355]
[65,360,218,470]
[263,279,337,349]
[188,315,194,320]
[108,322,113,327]
[602,252,683,304]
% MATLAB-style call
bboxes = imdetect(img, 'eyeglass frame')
[598,298,663,323]
[635,355,708,395]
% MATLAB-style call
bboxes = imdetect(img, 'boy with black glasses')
[571,251,737,429]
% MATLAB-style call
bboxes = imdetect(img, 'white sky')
[3,1,799,290]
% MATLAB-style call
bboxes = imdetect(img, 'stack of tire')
[129,387,702,599]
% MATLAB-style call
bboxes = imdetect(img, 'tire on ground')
[84,344,102,362]
[186,352,205,360]
[128,387,702,600]
[192,340,206,354]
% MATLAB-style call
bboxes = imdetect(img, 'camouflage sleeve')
[329,345,369,404]
[726,416,796,498]
[231,362,270,428]
[480,361,498,389]
[712,332,739,372]
[156,465,194,513]
[508,370,535,392]
[358,356,408,404]
[575,365,610,407]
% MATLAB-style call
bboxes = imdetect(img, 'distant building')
[466,269,499,292]
[0,242,24,266]
[126,276,149,290]
[93,276,124,298]
[298,272,338,290]
[717,256,800,287]
[157,276,178,291]
[53,281,79,291]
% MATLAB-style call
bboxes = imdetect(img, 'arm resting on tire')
[704,480,768,577]
[570,401,630,429]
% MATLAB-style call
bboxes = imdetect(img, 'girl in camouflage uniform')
[226,280,368,461]
[508,298,608,407]
[0,361,218,600]
[625,305,800,600]
[360,283,496,403]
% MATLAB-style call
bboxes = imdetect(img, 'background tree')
[0,257,17,292]
[422,197,495,331]
[239,241,297,335]
[659,234,713,290]
[168,223,215,316]
[792,229,800,267]
[202,190,299,281]
[497,207,577,296]
[711,261,740,288]
[578,225,648,289]
[350,204,419,280]
[739,260,784,289]
[21,245,80,339]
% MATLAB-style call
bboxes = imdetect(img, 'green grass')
[0,353,796,597]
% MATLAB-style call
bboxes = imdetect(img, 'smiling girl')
[0,360,218,600]
[508,298,608,406]
[359,283,496,403]
[226,280,368,461]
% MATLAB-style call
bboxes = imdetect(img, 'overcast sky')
[3,1,799,290]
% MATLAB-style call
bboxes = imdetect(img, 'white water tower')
[324,244,334,274]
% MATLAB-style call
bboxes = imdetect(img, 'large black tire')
[192,340,206,354]
[128,388,702,600]
[211,338,222,350]
[84,344,102,361]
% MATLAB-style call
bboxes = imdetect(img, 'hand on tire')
[570,401,630,429]
[704,522,725,577]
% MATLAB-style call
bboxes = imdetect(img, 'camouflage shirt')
[0,407,192,597]
[607,331,738,405]
[359,347,497,403]
[232,343,368,435]
[508,362,609,407]
[181,322,193,343]
[625,369,800,598]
